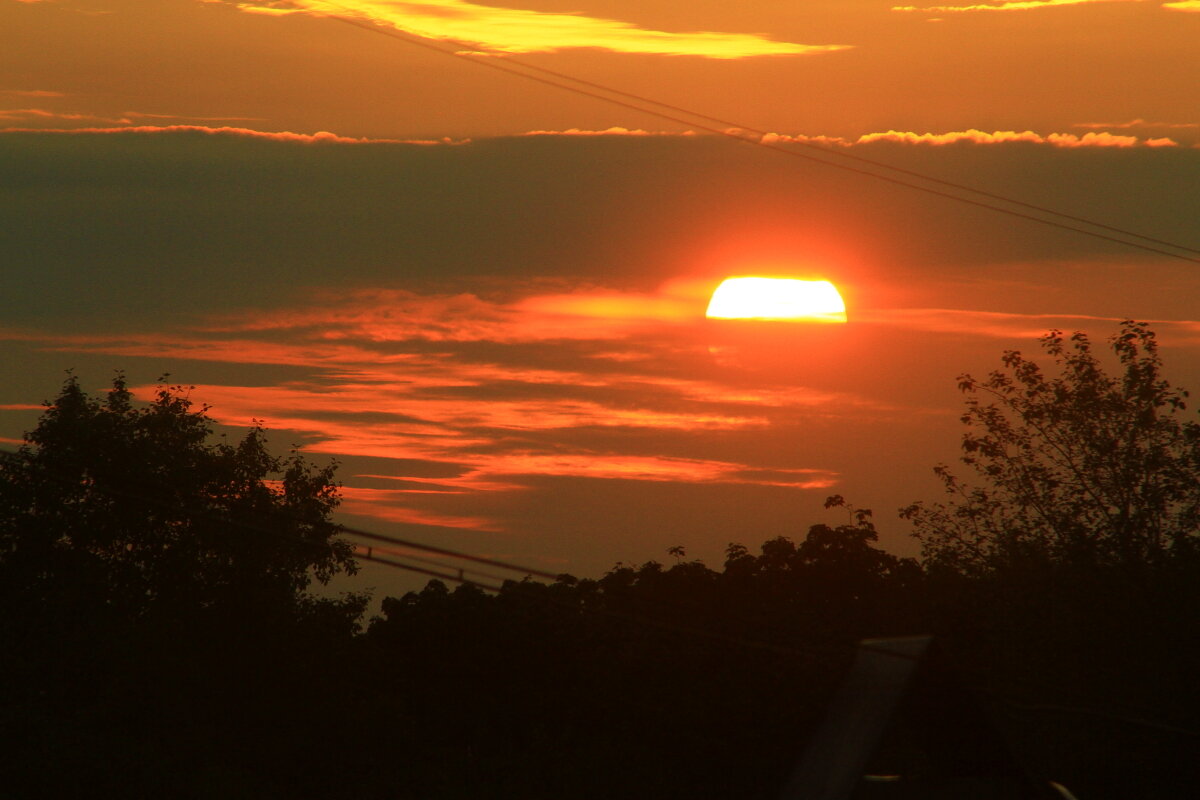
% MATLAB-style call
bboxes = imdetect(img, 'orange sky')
[4,0,1198,141]
[2,0,1199,593]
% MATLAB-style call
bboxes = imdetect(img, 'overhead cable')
[317,4,1200,265]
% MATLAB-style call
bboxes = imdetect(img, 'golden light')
[705,278,847,322]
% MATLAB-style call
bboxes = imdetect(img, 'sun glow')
[705,278,847,322]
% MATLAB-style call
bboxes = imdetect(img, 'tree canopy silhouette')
[903,321,1200,575]
[0,374,357,620]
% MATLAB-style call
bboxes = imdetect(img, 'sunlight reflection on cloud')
[18,283,1196,534]
[218,0,847,58]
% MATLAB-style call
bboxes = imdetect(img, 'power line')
[343,525,559,581]
[4,444,1195,737]
[358,550,506,593]
[352,542,518,585]
[316,4,1200,265]
[0,445,554,584]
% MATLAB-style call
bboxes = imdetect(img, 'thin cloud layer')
[7,284,886,530]
[857,307,1200,342]
[893,0,1132,12]
[2,121,1184,148]
[18,276,1197,534]
[0,123,454,144]
[758,128,1179,147]
[853,129,1171,147]
[1074,119,1200,130]
[0,89,66,97]
[219,0,848,58]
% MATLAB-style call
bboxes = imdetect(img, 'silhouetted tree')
[0,373,358,619]
[902,321,1200,575]
[0,374,369,797]
[897,325,1200,799]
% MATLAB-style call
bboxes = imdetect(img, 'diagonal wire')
[313,3,1200,264]
[351,541,518,585]
[4,445,1196,735]
[0,445,554,582]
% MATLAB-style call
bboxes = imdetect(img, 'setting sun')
[705,278,847,322]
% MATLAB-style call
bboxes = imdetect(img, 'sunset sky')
[3,0,1199,593]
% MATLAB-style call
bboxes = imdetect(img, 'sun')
[705,277,847,322]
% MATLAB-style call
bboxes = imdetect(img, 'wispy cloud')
[1074,118,1200,130]
[122,111,268,123]
[5,122,1182,149]
[0,123,462,144]
[1163,0,1200,8]
[857,307,1200,341]
[0,89,66,98]
[854,129,1169,147]
[216,0,849,58]
[521,127,697,138]
[3,282,881,529]
[0,108,131,125]
[756,128,1178,147]
[893,0,1133,12]
[12,281,1198,532]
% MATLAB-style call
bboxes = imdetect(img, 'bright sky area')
[3,0,1198,594]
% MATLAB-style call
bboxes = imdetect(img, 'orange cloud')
[206,284,712,344]
[219,0,848,58]
[122,376,841,531]
[11,277,933,531]
[1073,119,1200,130]
[521,127,698,138]
[0,123,460,144]
[122,111,268,123]
[893,0,1132,12]
[855,308,1200,341]
[339,486,502,530]
[0,108,131,125]
[0,89,66,97]
[854,129,1156,147]
[1163,0,1200,8]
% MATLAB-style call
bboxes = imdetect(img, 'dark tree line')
[2,323,1197,798]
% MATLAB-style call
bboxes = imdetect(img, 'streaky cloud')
[521,127,697,138]
[0,108,131,125]
[0,89,66,97]
[0,123,460,144]
[1073,119,1200,130]
[857,308,1200,342]
[217,0,849,58]
[854,129,1169,147]
[893,0,1135,12]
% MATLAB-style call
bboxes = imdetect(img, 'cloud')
[1163,0,1200,9]
[3,278,896,530]
[892,0,1133,12]
[5,121,1181,150]
[338,486,503,530]
[755,128,1179,148]
[857,307,1200,341]
[521,127,696,138]
[0,108,131,125]
[0,89,66,98]
[1073,119,1200,130]
[0,123,459,144]
[217,0,849,58]
[122,111,268,123]
[853,129,1165,147]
